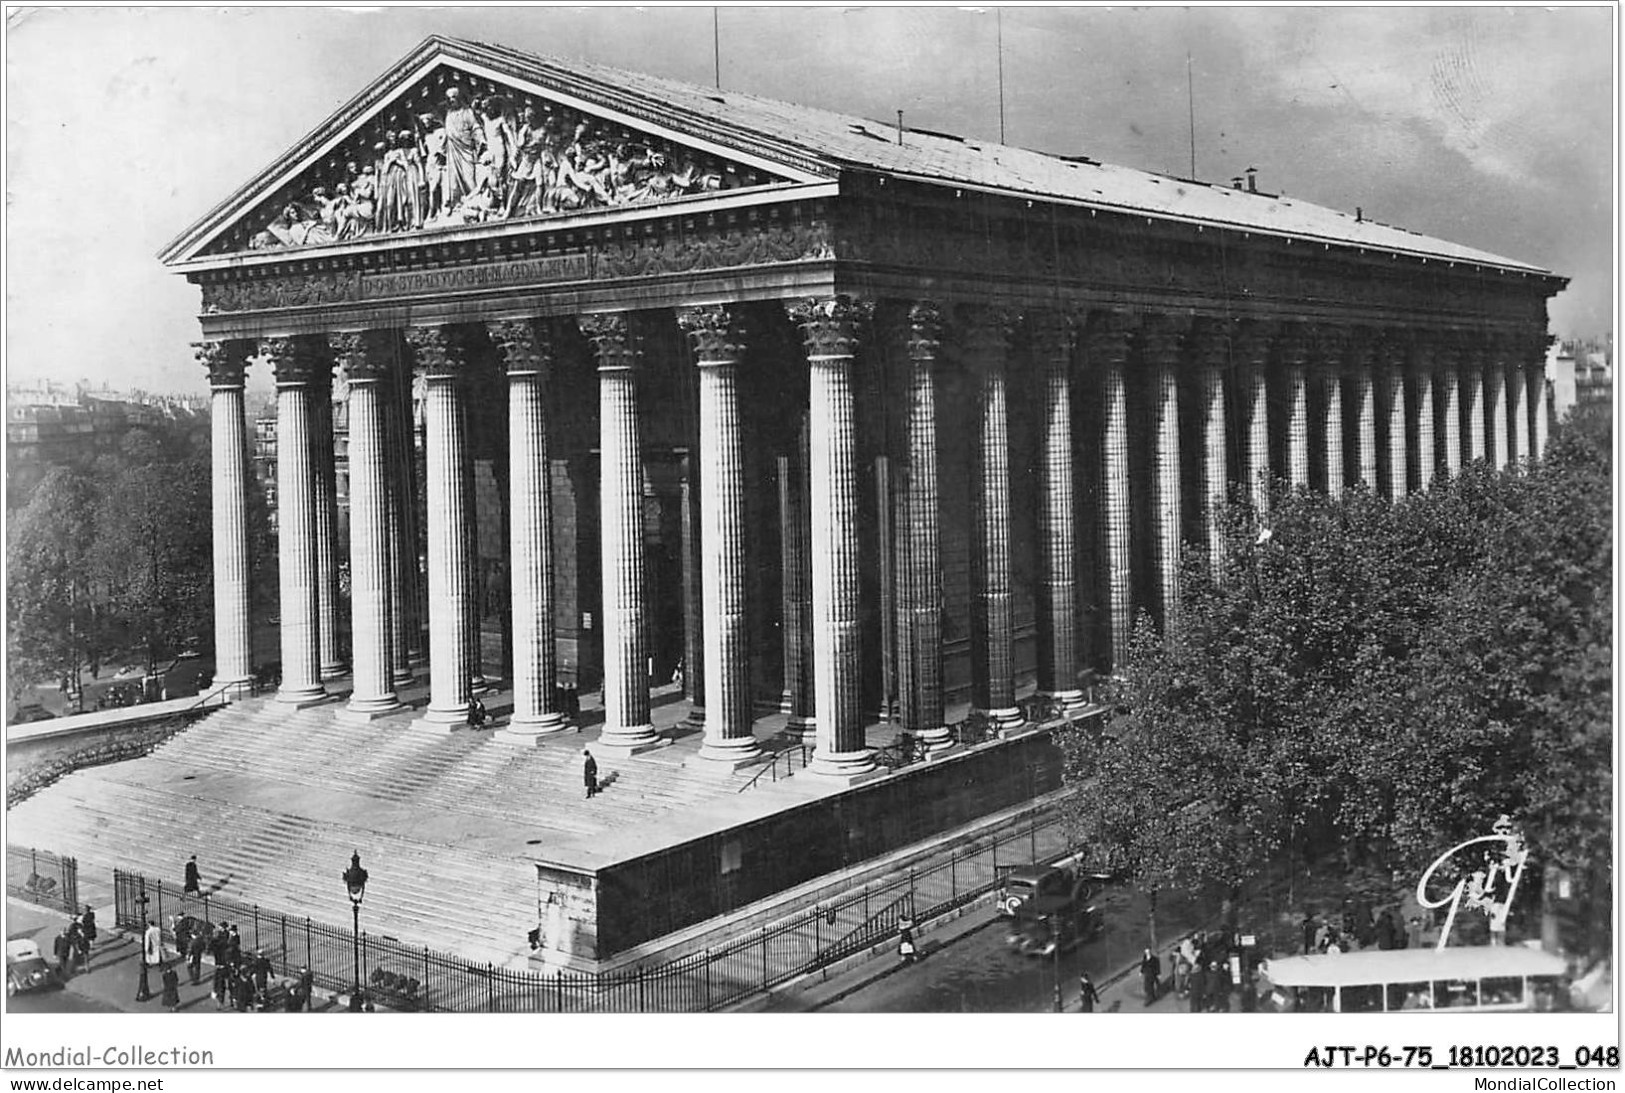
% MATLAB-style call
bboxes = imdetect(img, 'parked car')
[6,938,60,997]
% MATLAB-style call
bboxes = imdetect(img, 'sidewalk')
[6,896,353,1014]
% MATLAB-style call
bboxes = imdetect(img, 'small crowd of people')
[50,905,97,978]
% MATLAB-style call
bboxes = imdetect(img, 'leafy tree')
[1062,417,1611,952]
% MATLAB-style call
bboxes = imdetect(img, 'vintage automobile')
[1006,901,1105,957]
[6,938,61,997]
[997,858,1113,918]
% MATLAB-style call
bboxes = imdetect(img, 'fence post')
[280,916,288,977]
[951,854,957,900]
[814,906,820,959]
[156,880,164,933]
[424,948,432,1012]
[488,962,495,1013]
[760,926,768,992]
[202,893,211,930]
[304,917,312,973]
[638,966,647,1013]
[253,905,261,951]
[704,950,712,1012]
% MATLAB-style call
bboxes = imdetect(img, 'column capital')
[677,305,747,367]
[487,318,556,376]
[788,295,870,359]
[1274,323,1312,368]
[1082,309,1135,364]
[1025,309,1074,359]
[1137,312,1192,363]
[579,312,642,373]
[1187,318,1232,368]
[904,300,945,361]
[1231,318,1278,365]
[404,324,467,379]
[954,304,1019,361]
[260,335,331,387]
[196,340,251,387]
[1307,324,1351,371]
[327,330,395,382]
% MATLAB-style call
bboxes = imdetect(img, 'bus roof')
[1260,946,1567,988]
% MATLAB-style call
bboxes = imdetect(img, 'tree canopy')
[1060,416,1612,933]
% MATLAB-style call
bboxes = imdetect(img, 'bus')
[1258,945,1569,1013]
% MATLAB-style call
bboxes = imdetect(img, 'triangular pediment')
[164,37,831,265]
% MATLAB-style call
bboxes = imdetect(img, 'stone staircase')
[6,694,813,968]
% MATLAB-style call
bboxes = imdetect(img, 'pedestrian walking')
[52,928,73,979]
[65,920,84,973]
[1171,950,1190,996]
[1189,959,1208,1013]
[583,749,598,798]
[1209,959,1231,1012]
[1139,948,1161,1006]
[183,854,201,896]
[252,950,271,996]
[1078,972,1099,1013]
[187,929,206,985]
[1300,913,1316,955]
[161,962,181,1012]
[212,962,230,1010]
[897,917,917,966]
[136,919,160,1001]
[77,906,96,968]
[234,969,256,1012]
[226,924,242,969]
[297,966,314,1012]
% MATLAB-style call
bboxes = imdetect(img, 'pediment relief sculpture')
[216,66,791,256]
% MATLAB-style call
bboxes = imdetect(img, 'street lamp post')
[1049,916,1064,1013]
[342,850,368,1012]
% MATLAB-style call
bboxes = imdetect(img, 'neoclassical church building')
[156,36,1564,961]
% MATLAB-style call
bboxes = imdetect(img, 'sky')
[4,4,1616,397]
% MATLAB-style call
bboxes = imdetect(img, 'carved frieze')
[203,272,362,313]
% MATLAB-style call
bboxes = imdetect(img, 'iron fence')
[6,845,79,914]
[105,809,1074,1012]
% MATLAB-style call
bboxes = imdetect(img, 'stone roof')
[465,37,1553,275]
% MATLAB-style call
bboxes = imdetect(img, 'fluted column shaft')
[1089,320,1133,671]
[331,333,400,717]
[683,455,708,728]
[263,337,326,704]
[1142,320,1186,627]
[1507,355,1528,465]
[1437,348,1462,477]
[775,430,813,736]
[1279,332,1310,490]
[1464,353,1486,464]
[1531,360,1550,459]
[790,298,873,777]
[1384,342,1409,501]
[199,342,254,698]
[1352,343,1378,488]
[1312,331,1346,500]
[407,326,473,724]
[1029,311,1083,713]
[901,304,950,745]
[964,308,1021,727]
[1194,327,1230,569]
[1486,347,1510,469]
[489,320,566,737]
[1412,347,1437,492]
[582,314,657,750]
[681,307,761,765]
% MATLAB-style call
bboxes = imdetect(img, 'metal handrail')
[736,743,811,794]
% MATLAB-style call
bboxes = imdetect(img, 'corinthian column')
[1278,326,1310,491]
[1464,345,1487,464]
[1351,337,1378,489]
[790,297,875,779]
[961,306,1023,731]
[262,336,328,705]
[1140,315,1187,627]
[1029,310,1083,714]
[198,340,255,700]
[1437,342,1462,478]
[1190,321,1230,569]
[582,314,659,753]
[1382,338,1409,501]
[1311,328,1347,500]
[899,303,950,747]
[1086,314,1134,672]
[679,306,763,766]
[1232,322,1273,518]
[489,319,568,740]
[1411,341,1437,492]
[330,332,401,719]
[1506,348,1528,466]
[1486,338,1510,469]
[406,325,473,726]
[1531,356,1551,459]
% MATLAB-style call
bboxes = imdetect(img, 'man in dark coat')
[226,924,242,969]
[297,966,315,1012]
[234,969,256,1012]
[183,855,201,895]
[1209,959,1232,1012]
[79,906,97,947]
[212,961,231,1010]
[1301,913,1316,955]
[252,951,271,996]
[187,929,207,985]
[1188,958,1208,1013]
[160,962,181,1012]
[1078,972,1099,1013]
[52,928,73,978]
[65,921,83,975]
[1139,948,1161,1005]
[583,749,598,798]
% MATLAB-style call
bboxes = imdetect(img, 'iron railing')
[6,845,79,914]
[105,809,1073,1012]
[736,742,812,793]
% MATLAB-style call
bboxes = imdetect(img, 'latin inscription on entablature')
[200,219,835,314]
